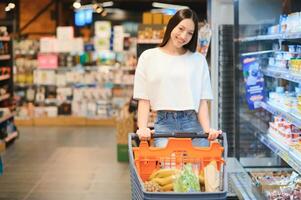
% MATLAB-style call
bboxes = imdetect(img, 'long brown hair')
[159,9,199,52]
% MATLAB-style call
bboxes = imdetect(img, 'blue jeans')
[154,110,209,147]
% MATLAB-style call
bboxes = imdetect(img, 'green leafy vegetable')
[173,164,200,192]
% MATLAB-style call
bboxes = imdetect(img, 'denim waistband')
[157,110,196,119]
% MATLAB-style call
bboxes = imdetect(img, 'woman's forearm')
[198,100,210,133]
[137,99,150,129]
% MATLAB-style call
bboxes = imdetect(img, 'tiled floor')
[0,126,131,200]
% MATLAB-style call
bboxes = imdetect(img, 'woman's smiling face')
[170,18,195,48]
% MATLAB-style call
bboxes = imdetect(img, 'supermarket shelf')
[0,74,10,81]
[0,36,10,41]
[16,116,115,126]
[258,133,301,174]
[0,113,14,124]
[15,118,33,126]
[261,101,301,128]
[4,131,18,143]
[0,55,10,60]
[276,50,301,55]
[261,67,301,83]
[137,39,162,44]
[238,34,281,42]
[85,117,116,126]
[0,94,10,102]
[241,50,274,56]
[239,32,301,42]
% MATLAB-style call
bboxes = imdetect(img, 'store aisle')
[0,126,131,200]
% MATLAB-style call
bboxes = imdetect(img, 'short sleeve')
[200,57,213,100]
[133,52,149,100]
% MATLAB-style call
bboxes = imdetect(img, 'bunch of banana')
[148,168,177,192]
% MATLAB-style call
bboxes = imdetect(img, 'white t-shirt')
[133,47,213,112]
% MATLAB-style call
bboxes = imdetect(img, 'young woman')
[133,9,221,147]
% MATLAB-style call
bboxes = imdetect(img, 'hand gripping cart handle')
[128,132,228,200]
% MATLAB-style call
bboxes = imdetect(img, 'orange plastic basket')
[132,137,225,182]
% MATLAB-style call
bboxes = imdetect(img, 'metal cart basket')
[128,132,228,200]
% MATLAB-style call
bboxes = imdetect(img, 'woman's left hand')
[208,128,222,140]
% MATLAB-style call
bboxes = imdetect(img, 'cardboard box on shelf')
[40,37,58,53]
[143,12,152,24]
[163,14,172,25]
[152,13,163,25]
[56,26,74,40]
[94,21,111,38]
[37,53,58,69]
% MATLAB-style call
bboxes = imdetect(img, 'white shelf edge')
[261,67,301,83]
[241,50,274,56]
[239,32,301,42]
[0,55,11,60]
[0,36,10,41]
[0,75,10,81]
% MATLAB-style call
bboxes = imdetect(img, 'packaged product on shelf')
[40,37,58,53]
[87,101,97,116]
[56,26,74,40]
[279,14,287,33]
[56,87,72,103]
[37,53,58,69]
[34,106,46,117]
[94,21,111,38]
[142,12,152,24]
[73,38,84,53]
[58,102,71,115]
[35,87,46,105]
[250,171,293,194]
[113,25,124,52]
[25,87,35,102]
[55,74,67,86]
[45,106,58,117]
[286,12,301,33]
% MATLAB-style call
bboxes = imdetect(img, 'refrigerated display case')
[230,0,301,199]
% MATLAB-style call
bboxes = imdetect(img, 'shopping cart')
[128,132,228,200]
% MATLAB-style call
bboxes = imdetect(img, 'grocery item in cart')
[173,163,200,192]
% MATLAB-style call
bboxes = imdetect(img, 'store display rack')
[261,67,301,84]
[239,31,301,42]
[258,133,301,174]
[0,34,18,171]
[261,101,301,127]
[236,21,301,198]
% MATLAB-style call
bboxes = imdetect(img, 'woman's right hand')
[136,127,155,140]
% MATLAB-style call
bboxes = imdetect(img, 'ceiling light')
[5,6,10,12]
[152,2,188,10]
[8,3,15,9]
[102,1,113,7]
[96,6,104,13]
[73,0,81,9]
